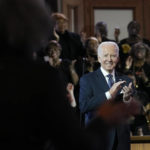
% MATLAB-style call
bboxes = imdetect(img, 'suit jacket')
[79,68,132,150]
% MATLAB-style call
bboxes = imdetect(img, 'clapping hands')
[109,80,126,98]
[122,82,133,103]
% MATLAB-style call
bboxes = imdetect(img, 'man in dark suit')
[79,41,134,150]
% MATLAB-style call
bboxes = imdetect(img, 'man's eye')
[111,55,117,58]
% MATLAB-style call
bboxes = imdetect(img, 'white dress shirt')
[100,67,116,100]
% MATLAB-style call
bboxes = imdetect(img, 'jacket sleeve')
[79,75,107,113]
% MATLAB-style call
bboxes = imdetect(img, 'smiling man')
[79,41,134,150]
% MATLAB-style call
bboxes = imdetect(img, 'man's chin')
[106,68,113,72]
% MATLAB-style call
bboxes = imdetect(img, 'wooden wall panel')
[62,0,150,40]
[84,0,144,37]
[62,0,84,33]
[143,0,150,40]
[131,143,150,150]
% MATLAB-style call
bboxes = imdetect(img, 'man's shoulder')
[81,70,99,80]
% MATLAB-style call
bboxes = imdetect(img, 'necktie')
[107,74,114,88]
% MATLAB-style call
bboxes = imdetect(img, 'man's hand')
[122,82,133,103]
[109,80,126,98]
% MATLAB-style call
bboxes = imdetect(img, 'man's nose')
[107,55,112,61]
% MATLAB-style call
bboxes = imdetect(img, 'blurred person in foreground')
[0,0,140,150]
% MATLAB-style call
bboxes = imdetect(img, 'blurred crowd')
[41,12,150,136]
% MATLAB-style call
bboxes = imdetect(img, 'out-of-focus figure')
[51,12,85,60]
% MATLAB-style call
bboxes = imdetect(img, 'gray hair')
[97,41,119,57]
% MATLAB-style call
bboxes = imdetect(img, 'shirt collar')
[100,67,115,78]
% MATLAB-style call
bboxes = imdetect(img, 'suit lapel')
[115,72,121,82]
[95,69,109,91]
[115,72,124,82]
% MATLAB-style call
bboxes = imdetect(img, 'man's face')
[98,44,119,73]
[55,19,67,33]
